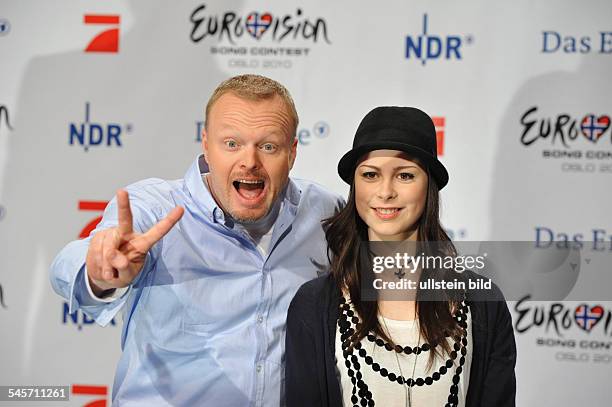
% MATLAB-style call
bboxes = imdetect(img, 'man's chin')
[229,206,270,224]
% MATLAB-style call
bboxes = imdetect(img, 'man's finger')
[138,206,185,250]
[109,250,129,272]
[117,189,134,237]
[101,232,117,280]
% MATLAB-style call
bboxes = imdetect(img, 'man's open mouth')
[233,179,266,200]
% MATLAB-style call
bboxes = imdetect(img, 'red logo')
[84,15,120,53]
[72,384,108,407]
[432,116,445,156]
[78,201,108,238]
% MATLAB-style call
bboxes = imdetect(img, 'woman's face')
[354,150,428,241]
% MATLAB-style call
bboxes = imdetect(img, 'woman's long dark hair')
[324,165,463,365]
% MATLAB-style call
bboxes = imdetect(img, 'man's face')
[202,92,297,222]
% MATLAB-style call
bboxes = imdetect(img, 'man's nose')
[239,145,262,170]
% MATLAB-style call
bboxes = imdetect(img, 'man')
[50,75,342,406]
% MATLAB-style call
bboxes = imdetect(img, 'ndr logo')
[63,302,116,330]
[406,14,473,65]
[69,103,132,152]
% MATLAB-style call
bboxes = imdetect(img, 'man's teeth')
[238,179,263,184]
[376,208,399,214]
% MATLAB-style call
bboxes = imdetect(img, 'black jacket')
[285,273,516,406]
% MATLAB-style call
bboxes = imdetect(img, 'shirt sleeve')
[49,190,159,327]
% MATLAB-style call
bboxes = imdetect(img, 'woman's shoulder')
[287,274,337,328]
[291,274,336,307]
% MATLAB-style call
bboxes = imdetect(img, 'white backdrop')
[1,0,610,406]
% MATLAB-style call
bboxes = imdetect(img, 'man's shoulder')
[122,177,185,211]
[290,177,345,211]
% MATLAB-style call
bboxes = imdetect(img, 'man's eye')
[225,140,238,149]
[398,172,415,181]
[261,143,277,152]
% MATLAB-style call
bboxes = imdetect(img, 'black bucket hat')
[337,106,449,189]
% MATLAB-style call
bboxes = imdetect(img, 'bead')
[368,398,374,406]
[415,347,422,355]
[404,346,413,354]
[425,377,433,385]
[355,342,362,349]
[380,368,388,377]
[354,362,361,369]
[450,351,457,360]
[461,347,467,356]
[348,370,354,378]
[360,399,367,407]
[375,339,384,347]
[416,378,424,386]
[450,384,458,395]
[452,375,460,385]
[351,355,358,363]
[456,366,462,375]
[432,372,440,381]
[347,310,354,317]
[460,356,465,365]
[372,363,380,372]
[365,356,373,365]
[453,342,460,351]
[384,343,393,351]
[462,337,468,346]
[358,388,365,397]
[351,395,357,404]
[367,334,375,342]
[407,378,414,387]
[446,360,453,368]
[352,317,359,324]
[388,373,396,381]
[394,345,403,353]
[356,372,362,380]
[440,366,447,374]
[345,360,351,368]
[359,348,366,357]
[397,376,404,384]
[422,343,431,352]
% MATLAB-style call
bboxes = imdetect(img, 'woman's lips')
[373,207,401,220]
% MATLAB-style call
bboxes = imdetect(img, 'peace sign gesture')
[86,189,184,296]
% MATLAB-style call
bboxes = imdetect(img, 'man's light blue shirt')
[50,155,343,406]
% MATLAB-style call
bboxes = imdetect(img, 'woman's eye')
[398,172,415,181]
[362,171,378,179]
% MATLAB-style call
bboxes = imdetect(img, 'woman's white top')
[335,304,473,407]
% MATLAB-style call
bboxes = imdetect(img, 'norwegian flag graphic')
[574,304,604,332]
[246,12,272,39]
[580,114,610,143]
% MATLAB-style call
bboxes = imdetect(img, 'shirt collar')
[185,154,301,224]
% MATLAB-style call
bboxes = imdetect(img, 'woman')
[285,107,516,407]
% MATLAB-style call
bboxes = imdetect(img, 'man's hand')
[86,189,184,297]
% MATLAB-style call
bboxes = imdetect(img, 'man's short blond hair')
[205,74,299,137]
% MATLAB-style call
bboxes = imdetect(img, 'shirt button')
[256,364,262,373]
[257,315,264,324]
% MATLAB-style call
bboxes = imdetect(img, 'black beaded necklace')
[338,296,469,407]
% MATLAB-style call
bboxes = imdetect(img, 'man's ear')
[202,128,209,162]
[289,136,298,169]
